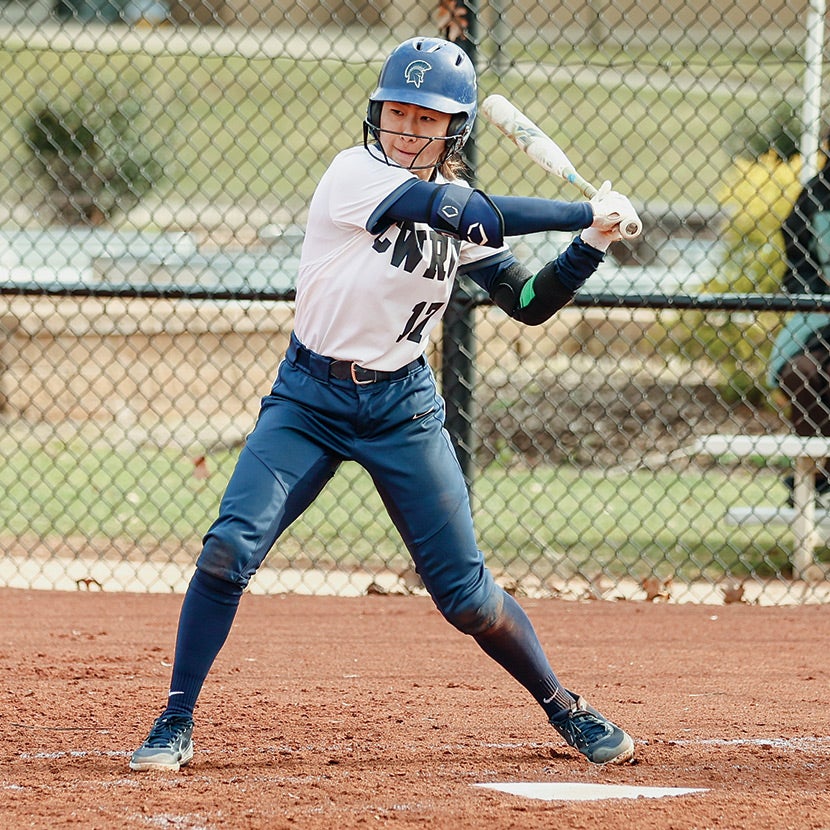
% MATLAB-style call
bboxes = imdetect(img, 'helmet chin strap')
[362,120,455,172]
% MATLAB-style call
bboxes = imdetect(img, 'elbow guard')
[515,260,578,324]
[429,183,505,248]
[490,260,576,326]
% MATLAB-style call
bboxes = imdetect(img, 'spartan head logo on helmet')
[404,60,432,88]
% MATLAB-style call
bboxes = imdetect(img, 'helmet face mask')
[364,37,477,171]
[363,117,458,171]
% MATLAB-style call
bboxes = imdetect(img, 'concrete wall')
[1,298,294,447]
[1,296,665,438]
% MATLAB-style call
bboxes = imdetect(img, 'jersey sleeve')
[323,147,419,233]
[459,236,512,270]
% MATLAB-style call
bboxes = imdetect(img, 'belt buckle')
[350,362,374,385]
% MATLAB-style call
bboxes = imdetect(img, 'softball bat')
[480,94,642,240]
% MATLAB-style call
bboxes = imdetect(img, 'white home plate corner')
[474,782,707,802]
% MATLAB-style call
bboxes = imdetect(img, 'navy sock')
[162,568,244,718]
[472,591,574,719]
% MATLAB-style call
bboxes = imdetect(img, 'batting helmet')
[365,37,478,163]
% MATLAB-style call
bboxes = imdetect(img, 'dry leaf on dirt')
[366,582,388,596]
[642,575,673,602]
[721,581,746,604]
[398,566,424,593]
[581,573,611,600]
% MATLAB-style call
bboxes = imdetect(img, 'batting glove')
[583,181,641,250]
[589,181,636,231]
[580,223,623,252]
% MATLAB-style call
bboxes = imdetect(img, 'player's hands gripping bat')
[480,94,642,240]
[582,180,637,250]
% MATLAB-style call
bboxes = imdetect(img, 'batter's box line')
[17,749,130,760]
[11,722,109,732]
[664,736,830,753]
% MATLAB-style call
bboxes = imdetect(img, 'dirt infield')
[1,588,828,829]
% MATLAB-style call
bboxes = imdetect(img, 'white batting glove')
[580,223,623,252]
[589,181,636,231]
[583,181,640,250]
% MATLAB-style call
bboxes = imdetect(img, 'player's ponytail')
[439,153,468,183]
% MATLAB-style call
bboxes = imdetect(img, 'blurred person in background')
[769,143,830,505]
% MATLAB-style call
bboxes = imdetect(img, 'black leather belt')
[289,336,425,384]
[328,359,423,384]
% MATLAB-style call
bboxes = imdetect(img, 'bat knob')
[621,219,643,240]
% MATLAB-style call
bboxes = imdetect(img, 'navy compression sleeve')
[382,180,592,237]
[490,195,592,234]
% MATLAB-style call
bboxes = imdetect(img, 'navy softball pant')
[196,333,503,634]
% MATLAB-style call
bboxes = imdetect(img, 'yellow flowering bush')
[710,151,804,293]
[660,152,805,403]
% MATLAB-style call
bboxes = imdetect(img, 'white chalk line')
[6,737,830,810]
[664,736,830,753]
[10,734,830,766]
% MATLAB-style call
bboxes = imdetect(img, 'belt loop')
[286,332,300,364]
[307,351,330,381]
[288,334,330,381]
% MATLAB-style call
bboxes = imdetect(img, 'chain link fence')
[1,0,829,603]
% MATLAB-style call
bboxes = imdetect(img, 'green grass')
[0,438,233,541]
[471,462,827,581]
[0,38,804,221]
[2,433,825,581]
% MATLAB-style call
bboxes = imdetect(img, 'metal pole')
[439,0,478,485]
[800,0,826,184]
[490,0,508,73]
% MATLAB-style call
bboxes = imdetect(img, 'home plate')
[475,782,707,802]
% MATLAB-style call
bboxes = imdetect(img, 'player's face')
[378,102,453,179]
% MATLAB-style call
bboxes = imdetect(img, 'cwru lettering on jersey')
[372,221,460,281]
[423,232,460,282]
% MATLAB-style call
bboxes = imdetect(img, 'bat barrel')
[481,93,642,240]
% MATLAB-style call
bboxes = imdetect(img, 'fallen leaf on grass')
[193,455,210,480]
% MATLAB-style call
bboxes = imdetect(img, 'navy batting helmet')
[365,37,477,162]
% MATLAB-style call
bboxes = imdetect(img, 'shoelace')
[562,710,612,748]
[145,717,190,747]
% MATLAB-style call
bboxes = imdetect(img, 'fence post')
[439,0,478,484]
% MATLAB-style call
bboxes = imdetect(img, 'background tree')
[24,65,180,226]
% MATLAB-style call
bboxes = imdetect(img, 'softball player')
[130,36,638,771]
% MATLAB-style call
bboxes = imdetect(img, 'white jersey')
[293,146,508,371]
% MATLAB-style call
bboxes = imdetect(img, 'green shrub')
[24,67,179,226]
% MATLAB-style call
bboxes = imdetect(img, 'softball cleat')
[130,715,194,771]
[549,694,635,765]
